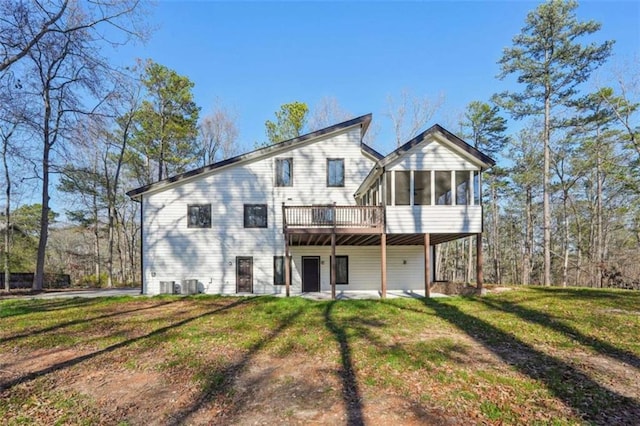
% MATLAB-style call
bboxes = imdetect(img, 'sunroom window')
[473,171,481,205]
[394,171,410,206]
[414,171,431,205]
[456,171,471,205]
[435,171,452,205]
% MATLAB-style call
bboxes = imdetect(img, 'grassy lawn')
[1,287,639,425]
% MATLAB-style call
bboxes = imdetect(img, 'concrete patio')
[297,289,447,301]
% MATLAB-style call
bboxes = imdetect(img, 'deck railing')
[283,205,384,230]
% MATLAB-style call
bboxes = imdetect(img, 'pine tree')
[495,0,613,286]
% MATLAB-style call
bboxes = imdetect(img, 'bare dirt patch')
[3,344,467,425]
[2,291,640,425]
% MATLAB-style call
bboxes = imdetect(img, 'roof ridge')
[126,113,373,199]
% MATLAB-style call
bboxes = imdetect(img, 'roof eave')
[126,113,373,199]
[354,124,496,197]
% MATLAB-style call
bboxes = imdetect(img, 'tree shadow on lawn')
[424,298,640,425]
[0,300,181,345]
[528,286,639,302]
[479,297,640,370]
[324,301,366,426]
[322,300,471,425]
[167,303,305,425]
[0,297,254,393]
[0,297,98,319]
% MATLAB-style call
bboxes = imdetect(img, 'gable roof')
[126,113,378,199]
[355,124,496,196]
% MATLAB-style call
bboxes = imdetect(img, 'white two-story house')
[126,114,495,297]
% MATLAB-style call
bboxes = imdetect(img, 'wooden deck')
[281,204,482,299]
[283,205,384,234]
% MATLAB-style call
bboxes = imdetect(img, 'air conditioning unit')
[159,281,175,294]
[182,279,198,295]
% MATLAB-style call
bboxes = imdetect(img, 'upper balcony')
[283,205,384,234]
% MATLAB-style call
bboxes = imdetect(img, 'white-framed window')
[327,159,345,187]
[275,158,293,187]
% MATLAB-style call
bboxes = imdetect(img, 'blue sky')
[116,0,639,155]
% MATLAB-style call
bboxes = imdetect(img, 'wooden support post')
[282,201,290,297]
[476,233,483,292]
[285,235,290,297]
[381,233,387,298]
[331,232,336,300]
[424,233,431,298]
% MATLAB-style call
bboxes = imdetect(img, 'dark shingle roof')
[126,114,375,199]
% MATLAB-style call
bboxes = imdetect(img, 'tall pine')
[496,0,612,286]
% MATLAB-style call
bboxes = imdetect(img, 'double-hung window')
[275,158,293,187]
[327,159,345,187]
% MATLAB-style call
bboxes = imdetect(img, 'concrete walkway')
[5,288,445,301]
[298,289,447,301]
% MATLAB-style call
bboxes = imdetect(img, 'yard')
[1,287,639,425]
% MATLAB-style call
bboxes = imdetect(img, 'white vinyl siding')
[141,126,376,295]
[140,125,487,295]
[385,205,483,234]
[289,246,431,291]
[388,137,480,171]
[377,134,483,235]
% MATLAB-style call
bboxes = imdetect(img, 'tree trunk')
[491,180,501,284]
[522,186,532,285]
[569,193,583,287]
[2,132,11,292]
[34,151,50,291]
[116,210,126,283]
[543,86,552,286]
[436,243,444,281]
[33,91,52,291]
[561,189,569,288]
[466,236,473,283]
[107,207,114,288]
[595,127,603,288]
[93,190,100,285]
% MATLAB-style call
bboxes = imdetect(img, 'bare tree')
[385,89,444,146]
[0,83,37,290]
[26,24,99,290]
[308,96,353,131]
[0,0,148,73]
[0,124,16,291]
[197,101,239,166]
[103,78,141,287]
[0,74,22,291]
[2,0,149,291]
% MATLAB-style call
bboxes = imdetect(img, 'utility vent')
[182,279,198,295]
[159,281,175,294]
